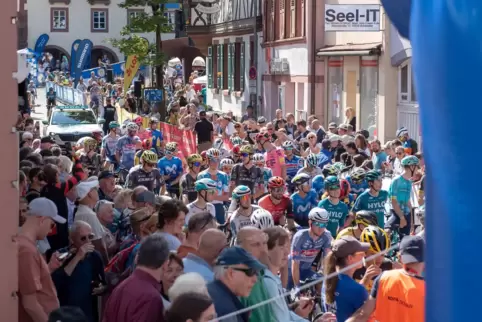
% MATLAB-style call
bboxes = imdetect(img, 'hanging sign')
[195,3,221,14]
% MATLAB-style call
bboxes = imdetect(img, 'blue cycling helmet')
[312,175,325,195]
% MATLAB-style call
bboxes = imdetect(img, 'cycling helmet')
[250,209,274,229]
[255,132,270,142]
[195,178,217,192]
[83,137,97,149]
[361,225,390,253]
[142,139,152,150]
[322,164,338,178]
[206,148,221,161]
[306,153,319,167]
[333,162,345,173]
[220,158,235,167]
[268,176,285,189]
[415,205,425,225]
[230,136,244,146]
[282,141,295,150]
[213,138,224,150]
[141,150,158,164]
[365,170,382,182]
[187,154,203,166]
[396,127,409,138]
[291,173,311,186]
[340,179,351,197]
[165,142,178,154]
[351,168,366,182]
[109,121,120,129]
[401,155,419,167]
[134,117,143,125]
[312,175,325,194]
[149,117,159,124]
[126,122,139,131]
[253,153,265,164]
[324,176,340,191]
[232,144,241,155]
[240,145,254,155]
[232,185,251,199]
[308,207,329,224]
[200,150,208,160]
[355,210,379,227]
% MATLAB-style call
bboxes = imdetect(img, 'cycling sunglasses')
[241,152,250,158]
[240,195,251,202]
[80,233,95,242]
[312,222,327,228]
[192,162,201,167]
[229,267,258,277]
[270,187,285,193]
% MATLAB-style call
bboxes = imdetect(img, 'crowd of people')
[16,86,426,322]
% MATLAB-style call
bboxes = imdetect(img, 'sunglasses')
[312,222,326,228]
[145,163,156,167]
[192,162,201,167]
[241,153,250,158]
[270,187,285,193]
[80,233,95,242]
[240,195,251,202]
[229,267,258,277]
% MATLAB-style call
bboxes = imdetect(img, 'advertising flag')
[70,39,81,78]
[124,55,140,94]
[34,34,49,54]
[74,39,93,84]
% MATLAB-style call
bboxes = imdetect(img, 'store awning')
[316,43,382,57]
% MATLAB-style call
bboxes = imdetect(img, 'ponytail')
[323,252,348,304]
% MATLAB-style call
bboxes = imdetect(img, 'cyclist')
[337,210,379,240]
[198,148,230,224]
[101,121,120,170]
[250,208,275,230]
[79,137,101,176]
[180,154,203,204]
[146,117,164,156]
[185,178,217,224]
[213,137,231,160]
[116,122,140,170]
[318,176,351,238]
[253,153,272,196]
[290,207,332,290]
[229,185,260,239]
[229,144,242,164]
[296,153,324,180]
[230,145,263,199]
[200,150,209,171]
[46,87,56,118]
[283,141,303,194]
[157,142,184,198]
[339,178,356,209]
[134,116,150,141]
[352,170,389,228]
[322,164,339,179]
[126,150,162,191]
[258,176,294,227]
[256,131,286,178]
[290,173,319,228]
[386,155,419,237]
[312,175,325,199]
[346,167,368,199]
[220,158,235,182]
[134,139,155,166]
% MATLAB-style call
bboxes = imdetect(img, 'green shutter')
[228,43,233,91]
[207,46,213,89]
[218,44,224,89]
[239,42,245,92]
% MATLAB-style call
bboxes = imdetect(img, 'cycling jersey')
[185,202,216,225]
[290,228,332,283]
[137,129,151,141]
[158,156,183,184]
[345,176,369,197]
[116,135,140,169]
[126,166,162,191]
[257,195,294,225]
[389,175,412,215]
[147,129,163,152]
[285,155,303,183]
[296,166,324,180]
[102,134,119,162]
[230,164,262,193]
[229,205,260,237]
[352,190,389,227]
[290,189,318,227]
[79,153,101,176]
[318,198,349,238]
[180,172,197,203]
[197,170,229,205]
[264,147,285,177]
[259,167,273,194]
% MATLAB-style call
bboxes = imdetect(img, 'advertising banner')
[34,34,49,54]
[124,55,141,94]
[325,4,381,31]
[70,39,81,78]
[74,39,93,84]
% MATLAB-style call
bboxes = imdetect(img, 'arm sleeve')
[290,232,303,261]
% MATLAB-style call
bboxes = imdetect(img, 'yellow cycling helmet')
[187,154,203,166]
[240,144,254,155]
[83,137,97,149]
[141,150,158,164]
[360,225,389,253]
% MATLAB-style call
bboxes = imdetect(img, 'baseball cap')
[48,306,88,322]
[332,236,370,258]
[76,179,99,200]
[328,122,337,129]
[28,197,66,224]
[41,136,55,144]
[135,190,156,204]
[400,235,425,264]
[215,246,265,271]
[98,171,114,181]
[338,124,349,130]
[257,116,266,124]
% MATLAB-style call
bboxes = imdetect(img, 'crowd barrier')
[46,81,87,106]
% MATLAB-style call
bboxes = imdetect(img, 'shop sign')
[195,3,221,14]
[325,4,380,32]
[269,58,289,74]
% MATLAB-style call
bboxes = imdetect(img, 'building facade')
[17,0,28,49]
[27,0,180,67]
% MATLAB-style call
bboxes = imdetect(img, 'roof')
[317,42,382,56]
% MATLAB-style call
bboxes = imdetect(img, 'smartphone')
[58,252,70,261]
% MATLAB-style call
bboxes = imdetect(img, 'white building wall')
[27,0,176,61]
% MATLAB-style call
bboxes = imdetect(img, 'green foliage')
[107,0,172,66]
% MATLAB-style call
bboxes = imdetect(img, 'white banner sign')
[195,3,221,14]
[325,4,380,32]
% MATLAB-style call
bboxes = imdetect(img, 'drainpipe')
[310,0,317,115]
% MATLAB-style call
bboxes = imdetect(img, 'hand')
[294,297,314,318]
[314,312,337,322]
[399,216,408,228]
[92,283,107,296]
[363,265,382,281]
[48,252,62,272]
[76,243,95,260]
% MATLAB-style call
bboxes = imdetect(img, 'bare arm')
[346,297,376,322]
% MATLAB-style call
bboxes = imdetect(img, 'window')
[398,60,417,103]
[164,11,175,31]
[269,0,275,41]
[360,57,379,137]
[127,9,143,25]
[327,57,344,125]
[279,0,285,39]
[51,8,68,32]
[223,44,229,89]
[91,9,108,32]
[290,0,296,37]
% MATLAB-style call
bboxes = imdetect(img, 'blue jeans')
[214,203,226,225]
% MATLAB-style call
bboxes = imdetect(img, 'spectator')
[94,200,119,258]
[48,307,89,322]
[160,252,184,311]
[194,111,214,153]
[165,292,216,322]
[157,198,188,251]
[177,211,217,258]
[168,272,209,302]
[98,170,116,201]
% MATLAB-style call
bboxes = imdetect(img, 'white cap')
[76,179,99,200]
[28,198,66,224]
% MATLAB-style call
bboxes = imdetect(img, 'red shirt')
[103,269,165,322]
[258,194,293,225]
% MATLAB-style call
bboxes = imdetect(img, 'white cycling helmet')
[308,207,329,224]
[250,209,274,229]
[126,122,139,131]
[220,158,234,167]
[213,137,224,150]
[396,127,409,138]
[253,153,265,163]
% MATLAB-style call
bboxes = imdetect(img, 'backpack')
[104,242,138,288]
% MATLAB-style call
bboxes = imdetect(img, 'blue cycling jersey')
[290,189,319,227]
[346,176,369,197]
[148,129,163,151]
[285,155,303,182]
[318,198,349,238]
[389,175,412,215]
[197,170,229,204]
[116,135,140,169]
[158,156,183,184]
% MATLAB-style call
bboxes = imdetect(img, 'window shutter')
[217,44,223,89]
[207,46,213,88]
[228,43,233,91]
[239,42,245,92]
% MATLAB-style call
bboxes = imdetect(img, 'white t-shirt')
[185,202,216,225]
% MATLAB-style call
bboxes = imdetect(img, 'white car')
[42,105,105,148]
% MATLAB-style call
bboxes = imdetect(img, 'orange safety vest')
[373,269,425,322]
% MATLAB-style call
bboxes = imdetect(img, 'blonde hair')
[113,188,133,209]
